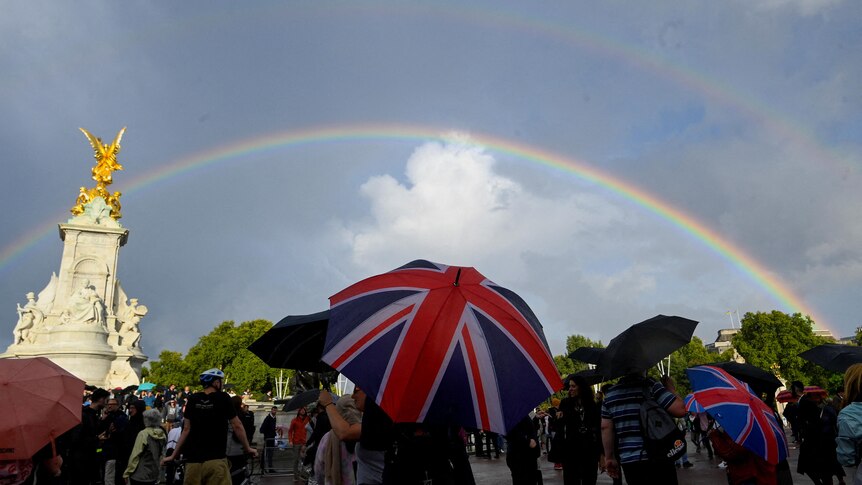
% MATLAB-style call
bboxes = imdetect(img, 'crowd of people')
[12,363,862,485]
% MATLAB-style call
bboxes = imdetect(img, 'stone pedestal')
[2,197,148,387]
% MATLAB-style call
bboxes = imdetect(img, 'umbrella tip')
[454,268,462,286]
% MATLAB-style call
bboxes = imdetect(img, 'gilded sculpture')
[71,127,126,220]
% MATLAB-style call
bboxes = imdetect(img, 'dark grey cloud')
[1,1,860,363]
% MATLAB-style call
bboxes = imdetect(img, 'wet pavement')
[260,439,848,484]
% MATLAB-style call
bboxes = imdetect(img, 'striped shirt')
[600,378,677,464]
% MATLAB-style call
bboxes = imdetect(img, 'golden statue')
[71,127,126,220]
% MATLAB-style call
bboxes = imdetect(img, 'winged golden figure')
[71,127,127,220]
[81,127,126,186]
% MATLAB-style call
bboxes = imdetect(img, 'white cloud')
[341,137,626,279]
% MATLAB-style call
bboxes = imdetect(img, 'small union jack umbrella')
[322,260,563,434]
[686,365,788,465]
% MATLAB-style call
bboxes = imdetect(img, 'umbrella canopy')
[282,389,340,412]
[686,365,788,465]
[569,347,604,365]
[596,315,698,379]
[777,386,828,403]
[684,393,705,413]
[775,390,795,403]
[567,368,606,386]
[248,310,334,373]
[137,382,156,392]
[322,260,563,434]
[123,384,138,393]
[706,361,783,398]
[799,344,862,373]
[0,357,85,459]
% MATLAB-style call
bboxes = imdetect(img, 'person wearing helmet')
[162,368,258,484]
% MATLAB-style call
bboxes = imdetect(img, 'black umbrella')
[569,347,604,364]
[596,315,698,379]
[248,310,334,372]
[702,361,782,397]
[567,368,606,386]
[123,384,138,393]
[282,389,339,412]
[799,344,862,373]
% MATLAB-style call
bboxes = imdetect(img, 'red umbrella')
[0,357,84,459]
[776,385,828,403]
[322,260,563,433]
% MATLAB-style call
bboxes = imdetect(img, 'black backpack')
[639,386,686,462]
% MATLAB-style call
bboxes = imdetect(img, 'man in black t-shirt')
[162,368,257,485]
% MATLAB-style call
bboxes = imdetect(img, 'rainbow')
[3,4,847,182]
[0,123,828,331]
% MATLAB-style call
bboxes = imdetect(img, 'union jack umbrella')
[684,393,705,413]
[685,365,788,465]
[321,260,563,434]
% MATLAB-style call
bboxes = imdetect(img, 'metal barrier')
[261,439,303,478]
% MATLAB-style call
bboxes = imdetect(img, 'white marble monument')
[1,128,148,387]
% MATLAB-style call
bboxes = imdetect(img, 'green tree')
[554,334,604,377]
[665,336,728,396]
[184,319,284,391]
[146,350,194,387]
[732,311,825,385]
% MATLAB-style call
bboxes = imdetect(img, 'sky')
[1,1,860,364]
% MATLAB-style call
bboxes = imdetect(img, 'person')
[289,406,311,479]
[558,374,602,485]
[695,412,715,459]
[0,441,63,485]
[688,413,701,453]
[162,368,257,485]
[99,396,129,485]
[165,384,178,402]
[448,425,475,485]
[141,390,155,409]
[306,402,333,472]
[708,425,776,485]
[165,419,183,485]
[505,415,541,485]
[783,381,804,444]
[600,372,686,485]
[239,402,255,447]
[320,386,389,485]
[838,363,862,484]
[797,389,844,484]
[227,396,250,485]
[314,395,362,485]
[162,398,181,424]
[64,387,109,484]
[484,431,502,459]
[123,409,166,485]
[117,400,146,485]
[547,398,563,470]
[260,406,278,472]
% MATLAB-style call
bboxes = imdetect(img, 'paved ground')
[260,438,849,484]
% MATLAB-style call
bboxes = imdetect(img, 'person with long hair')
[559,374,602,485]
[289,406,311,479]
[837,363,862,483]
